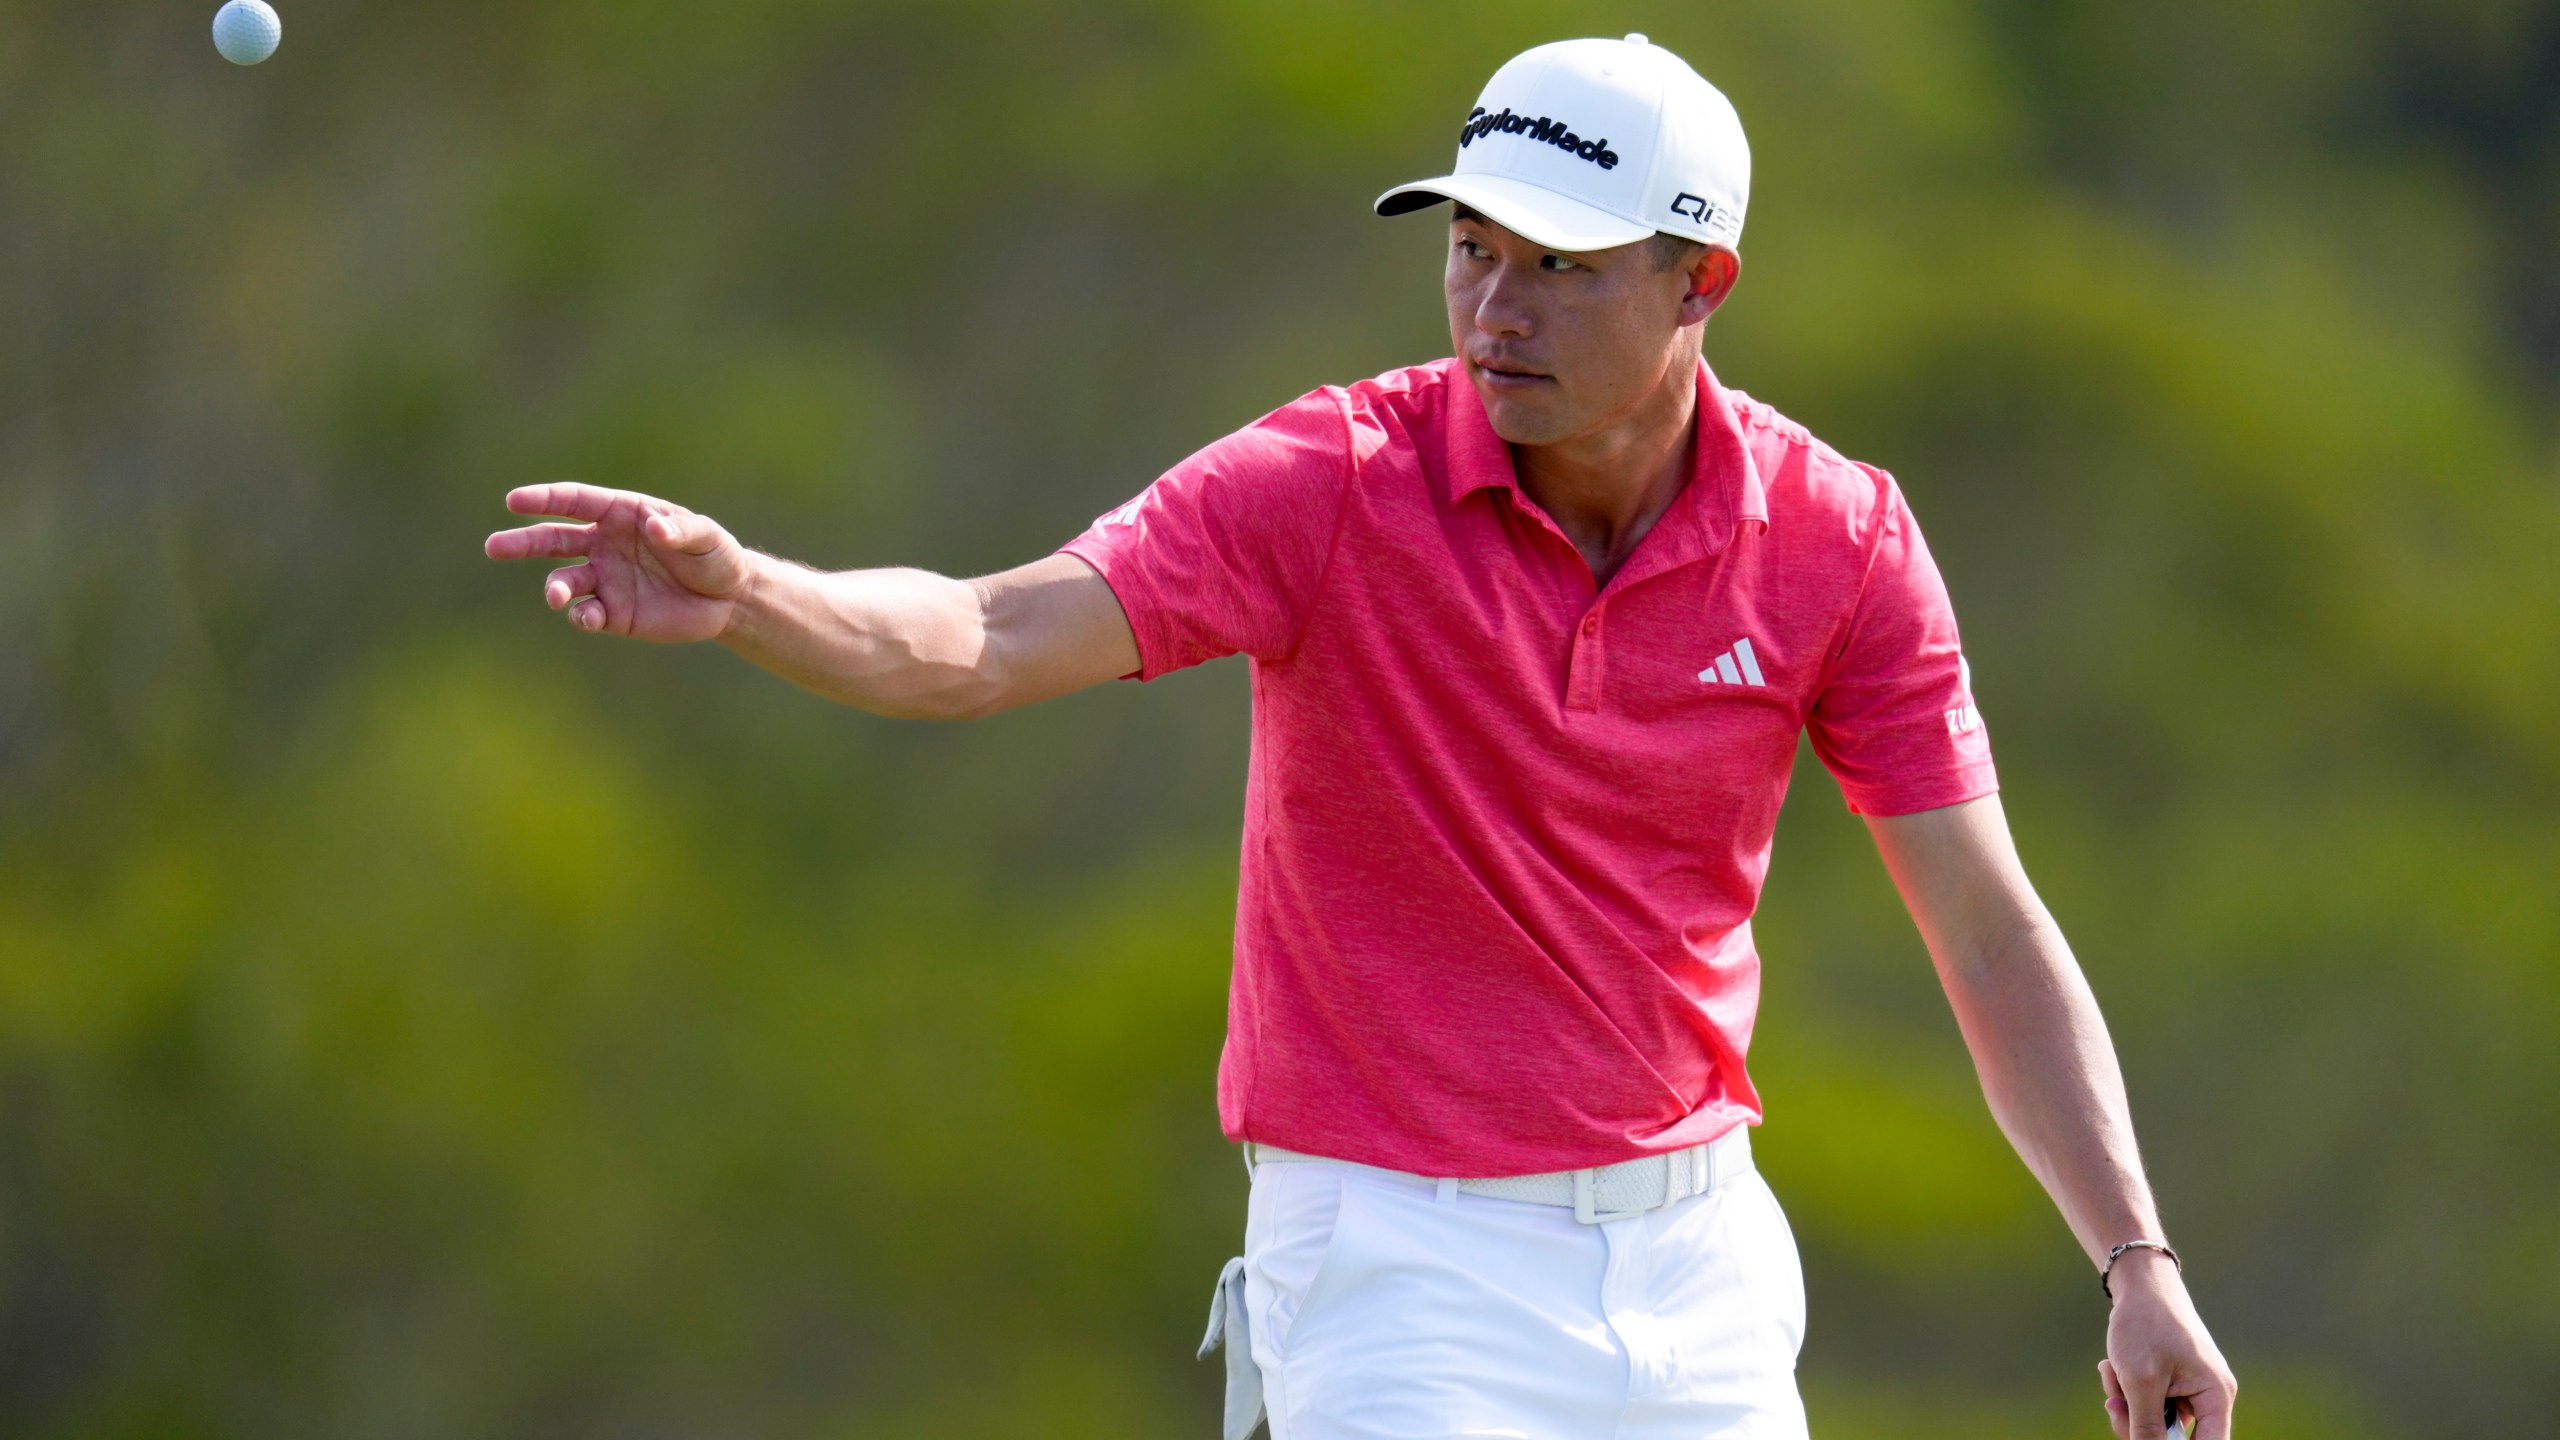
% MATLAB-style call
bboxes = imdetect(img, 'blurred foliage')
[3,1,2558,1436]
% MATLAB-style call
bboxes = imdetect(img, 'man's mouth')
[1472,355,1553,391]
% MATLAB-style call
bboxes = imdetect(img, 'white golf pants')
[1205,1148,1810,1439]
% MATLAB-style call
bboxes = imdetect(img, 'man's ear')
[1679,247,1741,326]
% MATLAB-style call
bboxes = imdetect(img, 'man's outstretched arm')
[484,483,1139,720]
[1865,794,2239,1440]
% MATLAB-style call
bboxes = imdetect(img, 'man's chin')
[1473,385,1571,447]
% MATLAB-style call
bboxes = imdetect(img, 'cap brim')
[1374,173,1656,253]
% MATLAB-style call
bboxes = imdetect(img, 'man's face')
[1443,209,1733,447]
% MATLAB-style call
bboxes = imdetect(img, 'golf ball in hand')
[212,1,282,65]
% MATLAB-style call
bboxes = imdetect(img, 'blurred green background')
[4,1,2557,1435]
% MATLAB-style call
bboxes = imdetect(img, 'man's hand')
[2100,1253,2238,1439]
[484,483,754,642]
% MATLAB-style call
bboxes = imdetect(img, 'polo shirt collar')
[1443,357,1770,574]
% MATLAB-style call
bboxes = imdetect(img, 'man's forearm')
[719,554,1002,720]
[1866,798,2171,1273]
[1872,797,2232,1436]
[1936,911,2167,1271]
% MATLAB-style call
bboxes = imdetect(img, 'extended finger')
[505,482,623,522]
[544,563,599,610]
[485,522,595,561]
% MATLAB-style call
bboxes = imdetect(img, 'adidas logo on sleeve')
[1697,638,1764,687]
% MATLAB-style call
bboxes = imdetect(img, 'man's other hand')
[2099,1254,2238,1440]
[484,483,753,643]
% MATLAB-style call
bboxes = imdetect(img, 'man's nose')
[1472,262,1539,338]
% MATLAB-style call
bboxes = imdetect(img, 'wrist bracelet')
[2100,1239,2180,1299]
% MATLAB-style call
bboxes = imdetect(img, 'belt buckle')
[1571,1166,1649,1225]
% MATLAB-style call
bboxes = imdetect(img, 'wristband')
[2100,1239,2180,1299]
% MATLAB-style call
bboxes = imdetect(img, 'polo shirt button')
[1580,617,1599,635]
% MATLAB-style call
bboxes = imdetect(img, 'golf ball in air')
[212,0,282,66]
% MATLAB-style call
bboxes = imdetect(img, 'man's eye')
[1541,254,1579,271]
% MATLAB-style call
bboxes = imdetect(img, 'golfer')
[488,35,2236,1440]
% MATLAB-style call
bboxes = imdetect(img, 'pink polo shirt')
[1061,357,1996,1177]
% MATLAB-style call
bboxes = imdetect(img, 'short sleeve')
[1059,388,1356,680]
[1805,471,2000,816]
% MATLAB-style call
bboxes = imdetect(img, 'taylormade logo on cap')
[1376,34,1750,255]
[1458,107,1622,170]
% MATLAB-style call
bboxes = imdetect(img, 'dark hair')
[1647,232,1706,273]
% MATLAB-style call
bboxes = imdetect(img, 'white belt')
[1244,1125,1751,1225]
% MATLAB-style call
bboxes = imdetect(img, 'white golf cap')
[1376,34,1749,253]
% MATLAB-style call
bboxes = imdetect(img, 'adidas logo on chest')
[1697,638,1765,687]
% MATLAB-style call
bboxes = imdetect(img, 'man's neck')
[1511,357,1701,589]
